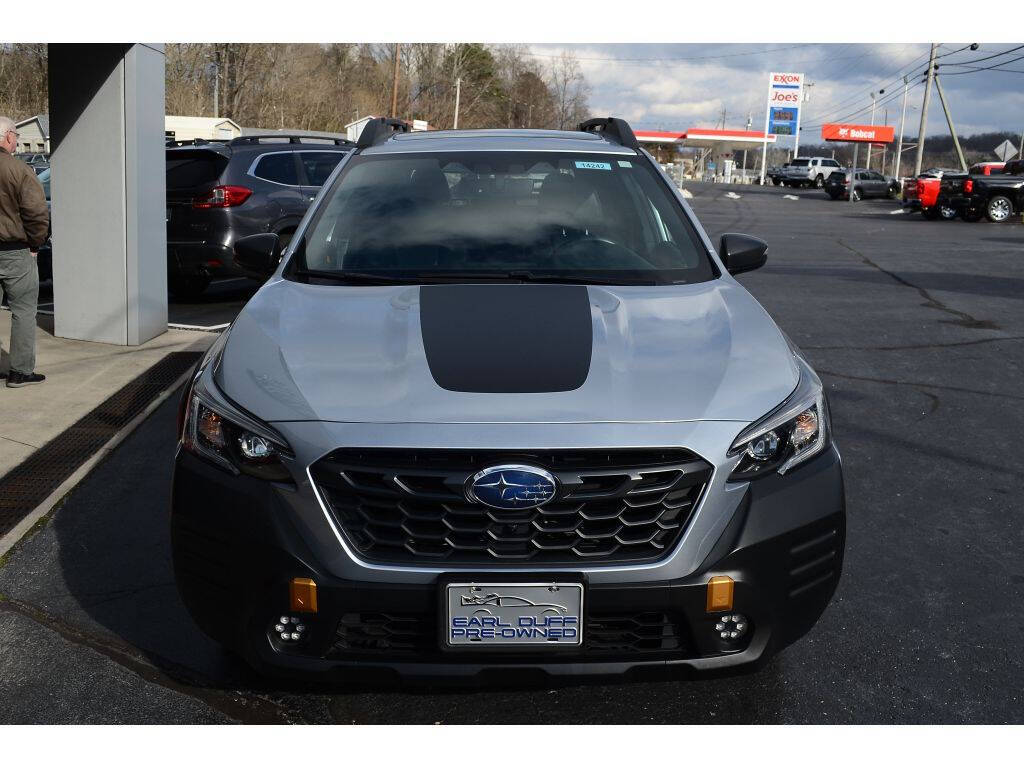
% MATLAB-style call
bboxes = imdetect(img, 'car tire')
[850,188,861,202]
[939,205,958,220]
[814,175,824,188]
[986,195,1013,223]
[169,275,211,302]
[922,207,940,220]
[773,178,782,186]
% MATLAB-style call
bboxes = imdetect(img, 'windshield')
[291,151,715,285]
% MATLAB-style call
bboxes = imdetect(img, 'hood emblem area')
[465,465,558,510]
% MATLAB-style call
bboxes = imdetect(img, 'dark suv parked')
[165,135,353,299]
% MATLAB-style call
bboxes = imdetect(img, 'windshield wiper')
[291,268,426,285]
[415,270,660,286]
[293,268,660,286]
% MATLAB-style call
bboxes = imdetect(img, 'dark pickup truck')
[939,158,1024,222]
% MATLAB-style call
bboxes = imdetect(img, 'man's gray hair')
[0,116,16,136]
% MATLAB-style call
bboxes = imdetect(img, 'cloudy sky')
[527,43,1024,147]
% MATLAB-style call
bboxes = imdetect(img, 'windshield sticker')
[574,160,612,171]
[617,161,633,168]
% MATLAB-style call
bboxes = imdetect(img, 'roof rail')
[577,117,640,151]
[228,135,354,147]
[166,138,225,148]
[356,117,411,149]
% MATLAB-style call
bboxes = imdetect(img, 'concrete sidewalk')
[0,311,214,477]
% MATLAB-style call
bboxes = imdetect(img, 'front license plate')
[445,582,583,647]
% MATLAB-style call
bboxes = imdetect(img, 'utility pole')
[794,82,811,159]
[452,77,461,129]
[933,73,967,172]
[866,90,883,170]
[914,43,938,177]
[390,43,401,117]
[212,49,220,118]
[743,113,752,182]
[895,76,909,178]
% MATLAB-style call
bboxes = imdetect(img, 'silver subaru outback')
[172,117,845,681]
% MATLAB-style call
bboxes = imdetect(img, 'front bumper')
[171,442,846,682]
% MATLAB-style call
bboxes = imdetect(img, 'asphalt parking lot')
[1,182,1022,724]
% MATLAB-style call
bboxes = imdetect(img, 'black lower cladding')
[330,610,692,661]
[170,445,845,677]
[418,283,593,393]
[309,448,714,566]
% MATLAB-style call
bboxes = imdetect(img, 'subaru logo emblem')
[466,465,558,510]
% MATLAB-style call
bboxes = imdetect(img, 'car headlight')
[727,366,830,480]
[178,346,293,483]
[182,395,293,482]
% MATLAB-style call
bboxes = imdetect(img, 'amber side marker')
[290,578,318,613]
[706,575,734,613]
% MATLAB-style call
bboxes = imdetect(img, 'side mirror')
[719,233,768,275]
[234,233,282,279]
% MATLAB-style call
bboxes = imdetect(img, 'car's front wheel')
[814,175,824,188]
[986,195,1014,223]
[939,205,958,220]
[850,188,861,202]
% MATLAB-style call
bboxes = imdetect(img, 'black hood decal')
[419,284,593,393]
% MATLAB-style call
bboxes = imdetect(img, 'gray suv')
[172,117,845,680]
[165,135,352,299]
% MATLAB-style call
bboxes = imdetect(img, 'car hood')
[216,277,798,425]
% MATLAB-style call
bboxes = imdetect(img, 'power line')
[800,46,932,124]
[521,44,815,64]
[800,43,1016,131]
[937,44,1024,67]
[939,53,1024,75]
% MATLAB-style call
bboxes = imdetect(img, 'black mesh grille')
[327,610,691,659]
[310,448,713,566]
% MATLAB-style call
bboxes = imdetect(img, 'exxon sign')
[767,72,803,136]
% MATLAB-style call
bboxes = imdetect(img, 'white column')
[49,44,167,346]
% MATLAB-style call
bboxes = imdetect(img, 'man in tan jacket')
[0,115,49,387]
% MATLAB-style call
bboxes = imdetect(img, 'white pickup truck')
[781,157,843,188]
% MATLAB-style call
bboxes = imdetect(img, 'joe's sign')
[767,72,803,136]
[822,123,896,143]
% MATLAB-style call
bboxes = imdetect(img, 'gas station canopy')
[634,128,777,152]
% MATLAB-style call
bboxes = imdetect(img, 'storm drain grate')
[0,351,203,538]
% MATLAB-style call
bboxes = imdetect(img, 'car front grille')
[326,610,692,660]
[310,448,713,566]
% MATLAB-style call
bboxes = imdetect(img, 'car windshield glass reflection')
[295,151,714,285]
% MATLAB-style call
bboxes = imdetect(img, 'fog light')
[290,577,318,613]
[274,615,307,643]
[706,575,734,612]
[714,613,749,641]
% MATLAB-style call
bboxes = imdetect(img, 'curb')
[0,368,193,560]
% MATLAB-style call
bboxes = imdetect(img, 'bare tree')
[548,51,590,130]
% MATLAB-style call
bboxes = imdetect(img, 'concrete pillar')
[48,44,167,345]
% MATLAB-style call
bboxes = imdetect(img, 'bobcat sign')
[822,123,896,144]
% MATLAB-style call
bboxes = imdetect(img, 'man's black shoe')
[6,371,45,388]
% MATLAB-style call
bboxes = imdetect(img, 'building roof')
[15,114,49,138]
[165,115,242,131]
[241,126,346,141]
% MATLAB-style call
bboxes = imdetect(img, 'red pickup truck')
[902,168,962,219]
